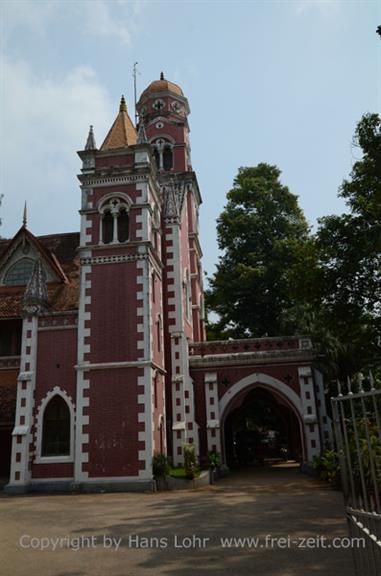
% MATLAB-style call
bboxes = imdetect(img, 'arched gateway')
[189,337,333,468]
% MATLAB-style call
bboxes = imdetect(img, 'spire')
[22,202,27,228]
[85,125,97,150]
[119,95,127,112]
[137,120,147,144]
[22,259,49,317]
[160,72,164,80]
[100,96,137,151]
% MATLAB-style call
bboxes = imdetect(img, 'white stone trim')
[138,366,154,479]
[298,366,321,460]
[8,316,38,488]
[80,253,149,266]
[313,368,333,447]
[219,373,303,419]
[204,372,221,454]
[74,248,91,482]
[96,191,133,210]
[34,387,75,464]
[219,372,307,463]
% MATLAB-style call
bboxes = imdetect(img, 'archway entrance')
[224,387,303,467]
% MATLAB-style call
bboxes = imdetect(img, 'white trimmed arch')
[35,386,75,464]
[97,191,133,212]
[220,373,303,419]
[219,372,306,463]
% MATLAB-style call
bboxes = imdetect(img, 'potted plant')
[208,450,221,484]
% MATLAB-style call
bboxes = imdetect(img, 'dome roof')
[141,73,183,98]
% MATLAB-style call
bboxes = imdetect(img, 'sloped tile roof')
[0,232,80,319]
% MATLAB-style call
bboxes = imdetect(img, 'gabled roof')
[0,226,69,284]
[0,231,80,319]
[100,96,137,151]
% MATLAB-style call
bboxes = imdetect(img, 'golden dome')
[141,73,183,98]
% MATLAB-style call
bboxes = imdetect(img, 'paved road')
[0,463,355,576]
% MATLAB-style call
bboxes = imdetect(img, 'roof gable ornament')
[22,258,49,317]
[85,125,97,151]
[22,202,28,228]
[137,120,147,144]
[163,184,179,222]
[163,176,187,223]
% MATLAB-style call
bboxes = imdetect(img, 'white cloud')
[1,0,143,47]
[295,0,342,17]
[0,54,115,237]
[83,0,136,45]
[0,0,58,38]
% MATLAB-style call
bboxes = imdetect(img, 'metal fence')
[332,377,381,575]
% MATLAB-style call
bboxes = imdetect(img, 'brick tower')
[74,96,166,489]
[136,73,205,464]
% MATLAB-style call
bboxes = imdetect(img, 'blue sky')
[1,0,380,275]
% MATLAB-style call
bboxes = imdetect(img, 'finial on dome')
[160,72,164,80]
[85,125,97,150]
[23,202,27,228]
[120,95,127,112]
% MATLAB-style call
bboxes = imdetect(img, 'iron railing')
[332,377,381,575]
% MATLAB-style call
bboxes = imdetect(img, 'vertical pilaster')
[7,315,38,492]
[313,368,333,448]
[298,366,321,460]
[204,372,221,455]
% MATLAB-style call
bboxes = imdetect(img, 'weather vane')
[133,62,140,126]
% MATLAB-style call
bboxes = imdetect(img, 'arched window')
[4,258,34,286]
[99,196,131,244]
[41,395,70,457]
[102,210,114,244]
[153,148,160,170]
[163,146,173,171]
[118,208,129,242]
[151,138,173,171]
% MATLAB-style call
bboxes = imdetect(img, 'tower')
[137,73,205,464]
[75,96,166,489]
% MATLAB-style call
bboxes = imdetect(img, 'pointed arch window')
[4,258,34,286]
[151,138,173,172]
[41,395,70,457]
[102,210,114,244]
[118,208,129,242]
[99,196,131,245]
[163,145,173,171]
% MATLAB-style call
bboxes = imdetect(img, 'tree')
[310,113,381,381]
[206,164,310,338]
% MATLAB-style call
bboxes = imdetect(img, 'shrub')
[152,453,170,478]
[183,443,197,479]
[312,450,340,486]
[208,450,221,469]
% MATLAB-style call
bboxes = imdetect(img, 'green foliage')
[346,417,381,491]
[183,443,198,479]
[206,114,381,384]
[152,453,170,478]
[311,113,381,380]
[206,164,310,338]
[314,416,381,493]
[312,450,340,485]
[168,466,201,479]
[208,450,221,469]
